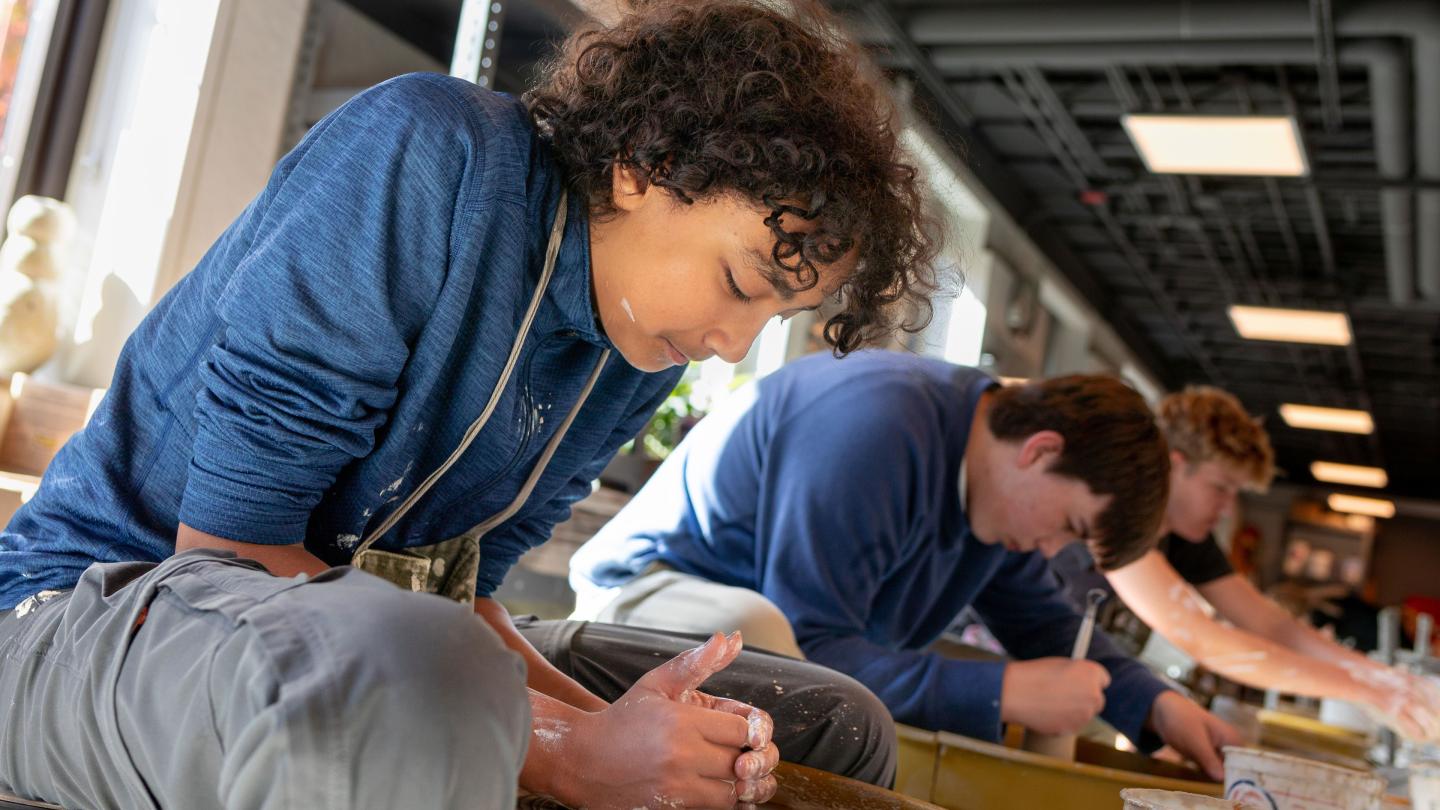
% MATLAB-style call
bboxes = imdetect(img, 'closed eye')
[724,265,753,303]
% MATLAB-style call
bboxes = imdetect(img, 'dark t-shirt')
[1158,533,1234,587]
[1049,533,1235,655]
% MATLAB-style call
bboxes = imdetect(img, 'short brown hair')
[1157,387,1275,490]
[989,375,1170,570]
[525,0,939,354]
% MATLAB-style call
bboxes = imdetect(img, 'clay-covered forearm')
[1269,609,1377,671]
[1202,574,1365,665]
[519,689,593,801]
[473,596,608,711]
[1198,571,1388,685]
[1170,615,1368,703]
[1106,554,1371,703]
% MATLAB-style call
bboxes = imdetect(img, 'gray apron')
[352,191,611,604]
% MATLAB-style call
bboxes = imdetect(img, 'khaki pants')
[571,565,805,659]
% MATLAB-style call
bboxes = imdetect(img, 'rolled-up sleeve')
[180,76,481,543]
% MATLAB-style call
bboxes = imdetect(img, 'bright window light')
[1327,493,1395,519]
[1228,305,1352,346]
[1122,114,1308,176]
[1311,461,1388,489]
[1279,404,1374,435]
[942,285,986,367]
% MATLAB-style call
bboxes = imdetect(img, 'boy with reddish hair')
[1057,386,1440,741]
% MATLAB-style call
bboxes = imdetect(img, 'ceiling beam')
[861,1,1180,385]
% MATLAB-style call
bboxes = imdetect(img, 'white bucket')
[1318,699,1379,737]
[1411,762,1440,810]
[1222,747,1384,809]
[1120,788,1243,809]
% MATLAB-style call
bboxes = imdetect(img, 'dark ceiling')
[837,0,1440,501]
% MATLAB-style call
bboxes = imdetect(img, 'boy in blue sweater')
[572,351,1242,779]
[0,3,936,809]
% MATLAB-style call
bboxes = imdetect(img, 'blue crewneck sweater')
[0,74,682,609]
[572,350,1169,745]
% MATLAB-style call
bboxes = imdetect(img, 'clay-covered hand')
[1402,670,1440,741]
[1148,691,1241,781]
[562,632,779,809]
[1356,666,1440,742]
[1001,657,1110,735]
[676,682,779,807]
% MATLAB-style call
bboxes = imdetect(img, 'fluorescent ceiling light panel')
[1278,404,1374,435]
[1228,305,1352,346]
[1122,114,1309,176]
[1311,461,1388,489]
[1327,493,1395,519]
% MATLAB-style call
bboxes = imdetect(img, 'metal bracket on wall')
[280,0,328,156]
[452,0,508,88]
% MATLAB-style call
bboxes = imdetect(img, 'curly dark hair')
[524,0,939,353]
[990,375,1171,570]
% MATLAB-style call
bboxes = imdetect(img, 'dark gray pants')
[0,554,895,809]
[515,618,897,787]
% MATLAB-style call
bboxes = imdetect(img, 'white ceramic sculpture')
[0,196,75,375]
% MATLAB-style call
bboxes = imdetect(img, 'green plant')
[624,367,756,459]
[635,379,700,458]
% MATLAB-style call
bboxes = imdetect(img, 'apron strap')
[357,189,590,554]
[466,347,609,538]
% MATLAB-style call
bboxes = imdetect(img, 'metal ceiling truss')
[842,0,1440,497]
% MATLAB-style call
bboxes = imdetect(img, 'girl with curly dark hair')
[0,2,934,809]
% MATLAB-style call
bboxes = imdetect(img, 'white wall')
[52,0,457,390]
[55,0,311,389]
[900,125,992,367]
[151,0,313,302]
[58,0,226,388]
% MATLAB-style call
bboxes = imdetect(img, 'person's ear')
[1016,430,1064,470]
[611,163,650,212]
[1169,449,1190,474]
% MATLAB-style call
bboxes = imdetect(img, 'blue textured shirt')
[0,74,682,609]
[571,350,1169,745]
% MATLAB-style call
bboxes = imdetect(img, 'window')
[0,0,59,221]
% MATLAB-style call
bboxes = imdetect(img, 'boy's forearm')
[1201,574,1378,670]
[474,596,608,711]
[175,522,331,578]
[1111,558,1371,702]
[519,689,592,801]
[1276,617,1377,669]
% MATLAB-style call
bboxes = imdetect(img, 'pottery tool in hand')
[1071,588,1106,659]
[1023,588,1108,760]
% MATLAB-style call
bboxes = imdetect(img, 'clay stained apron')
[351,192,610,603]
